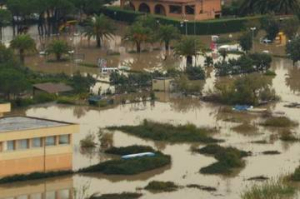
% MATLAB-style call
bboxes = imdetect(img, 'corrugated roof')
[33,83,73,94]
[0,116,73,133]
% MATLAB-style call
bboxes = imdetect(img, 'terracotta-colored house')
[120,0,221,21]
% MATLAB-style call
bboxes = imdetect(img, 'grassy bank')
[241,179,296,199]
[195,144,251,174]
[107,120,221,143]
[0,170,73,184]
[78,153,171,175]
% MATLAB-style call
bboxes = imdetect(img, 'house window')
[59,135,70,145]
[7,141,15,151]
[17,139,29,150]
[32,138,42,148]
[185,5,195,15]
[169,5,182,14]
[45,136,56,146]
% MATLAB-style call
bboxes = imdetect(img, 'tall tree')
[46,39,70,61]
[157,24,180,52]
[0,68,30,100]
[123,22,152,53]
[10,34,36,64]
[239,31,253,53]
[286,36,300,65]
[174,37,205,67]
[0,9,11,42]
[84,14,115,48]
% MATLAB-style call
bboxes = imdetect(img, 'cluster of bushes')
[205,74,277,105]
[260,116,298,128]
[290,166,300,181]
[102,7,265,35]
[195,144,251,174]
[144,181,179,192]
[11,93,57,107]
[214,53,272,76]
[78,153,171,175]
[105,145,155,155]
[107,120,221,143]
[0,170,73,184]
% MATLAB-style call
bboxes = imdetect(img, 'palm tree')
[10,34,36,64]
[273,0,300,14]
[46,39,70,61]
[123,22,152,53]
[174,37,205,67]
[84,14,115,48]
[157,24,181,53]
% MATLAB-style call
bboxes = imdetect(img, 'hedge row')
[102,6,265,35]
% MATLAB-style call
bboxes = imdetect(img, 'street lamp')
[250,27,256,52]
[184,19,189,36]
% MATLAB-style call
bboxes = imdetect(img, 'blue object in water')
[121,152,156,159]
[233,105,251,111]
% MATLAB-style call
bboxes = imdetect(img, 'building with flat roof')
[120,0,221,21]
[0,114,79,177]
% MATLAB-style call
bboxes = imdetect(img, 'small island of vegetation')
[79,145,171,175]
[107,120,221,143]
[194,144,251,174]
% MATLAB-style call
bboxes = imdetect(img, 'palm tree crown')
[84,14,115,48]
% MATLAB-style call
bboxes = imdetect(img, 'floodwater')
[2,24,300,199]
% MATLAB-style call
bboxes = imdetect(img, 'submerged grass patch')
[280,131,299,142]
[78,153,171,175]
[290,166,300,181]
[231,122,258,134]
[144,181,179,192]
[240,179,296,199]
[105,145,155,155]
[107,120,221,143]
[260,116,298,128]
[195,144,251,174]
[90,192,142,199]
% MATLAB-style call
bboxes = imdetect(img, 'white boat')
[121,152,155,159]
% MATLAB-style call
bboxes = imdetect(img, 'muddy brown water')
[1,25,300,199]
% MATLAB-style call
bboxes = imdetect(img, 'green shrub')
[261,116,298,127]
[80,133,97,148]
[107,120,221,143]
[264,70,276,76]
[290,166,300,181]
[78,154,171,175]
[241,179,296,199]
[13,98,35,107]
[105,145,155,155]
[0,170,73,184]
[144,181,179,192]
[57,96,76,105]
[79,62,98,68]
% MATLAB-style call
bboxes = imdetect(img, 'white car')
[260,38,272,44]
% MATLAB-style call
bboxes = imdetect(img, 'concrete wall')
[152,79,174,92]
[0,103,11,117]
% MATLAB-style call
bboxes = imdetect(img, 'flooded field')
[0,56,299,199]
[1,23,300,199]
